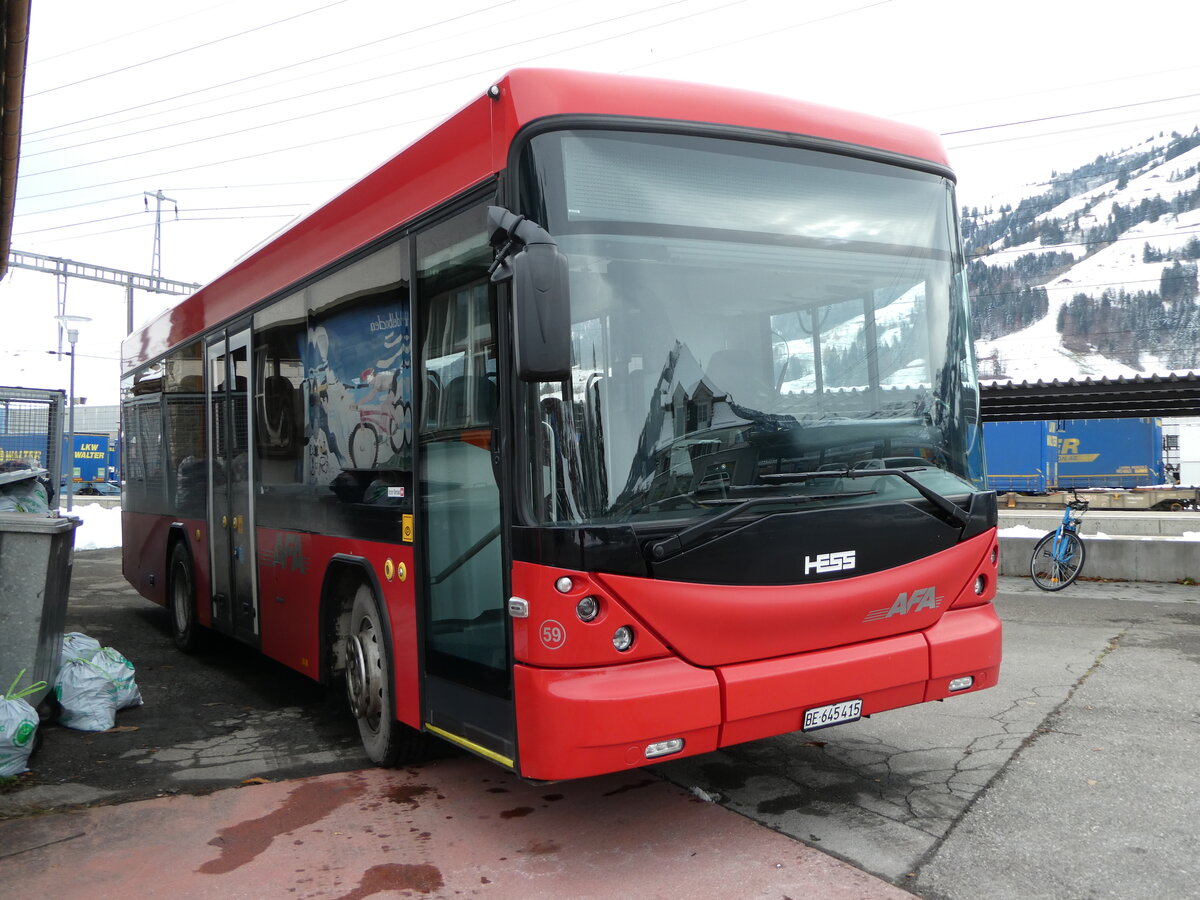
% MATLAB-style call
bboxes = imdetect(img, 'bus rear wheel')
[168,540,203,653]
[344,584,429,766]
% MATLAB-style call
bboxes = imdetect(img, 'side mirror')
[488,207,571,382]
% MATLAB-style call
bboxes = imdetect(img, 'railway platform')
[998,508,1200,582]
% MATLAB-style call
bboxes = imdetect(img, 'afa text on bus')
[120,69,1001,781]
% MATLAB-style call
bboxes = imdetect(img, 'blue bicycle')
[1030,492,1090,591]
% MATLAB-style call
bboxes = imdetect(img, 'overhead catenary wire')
[26,0,352,98]
[22,0,522,145]
[20,0,743,177]
[12,204,312,237]
[945,107,1200,153]
[26,0,244,67]
[17,0,1198,195]
[978,226,1200,256]
[23,83,1200,205]
[18,116,432,201]
[941,92,1200,138]
[13,0,1200,303]
[16,180,347,218]
[20,214,303,247]
[620,0,892,74]
[19,0,767,198]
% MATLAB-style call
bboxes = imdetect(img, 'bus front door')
[206,328,259,642]
[416,206,515,768]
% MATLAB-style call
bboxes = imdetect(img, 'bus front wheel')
[344,584,428,766]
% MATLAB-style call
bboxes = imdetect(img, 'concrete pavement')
[997,508,1200,582]
[657,577,1200,899]
[0,758,909,899]
[5,550,1199,898]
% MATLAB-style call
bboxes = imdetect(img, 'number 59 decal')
[540,619,566,650]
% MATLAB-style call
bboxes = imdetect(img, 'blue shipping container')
[985,418,1164,492]
[983,421,1056,492]
[67,433,114,483]
[1054,418,1164,489]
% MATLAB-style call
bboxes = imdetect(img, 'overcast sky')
[5,0,1200,405]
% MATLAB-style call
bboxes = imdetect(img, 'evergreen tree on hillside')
[967,126,1200,373]
[1160,261,1199,302]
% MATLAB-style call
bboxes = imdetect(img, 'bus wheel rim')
[345,633,370,720]
[172,563,189,632]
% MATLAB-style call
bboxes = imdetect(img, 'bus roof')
[122,68,950,372]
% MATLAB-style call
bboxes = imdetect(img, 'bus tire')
[344,583,428,766]
[168,540,203,653]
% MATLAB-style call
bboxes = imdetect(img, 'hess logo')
[805,550,856,575]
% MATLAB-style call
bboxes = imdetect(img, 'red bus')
[120,69,1001,781]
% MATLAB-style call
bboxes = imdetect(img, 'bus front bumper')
[512,603,1002,781]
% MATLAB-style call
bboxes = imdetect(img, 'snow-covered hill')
[965,129,1200,384]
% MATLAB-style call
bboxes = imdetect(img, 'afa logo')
[863,586,942,622]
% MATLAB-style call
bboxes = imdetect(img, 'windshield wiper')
[761,466,970,528]
[645,490,873,561]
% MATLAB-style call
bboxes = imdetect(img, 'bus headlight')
[613,626,634,652]
[576,595,600,622]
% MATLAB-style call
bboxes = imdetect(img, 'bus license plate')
[803,699,862,731]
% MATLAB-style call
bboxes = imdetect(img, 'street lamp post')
[55,315,91,512]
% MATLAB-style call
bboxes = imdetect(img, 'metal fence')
[0,386,66,504]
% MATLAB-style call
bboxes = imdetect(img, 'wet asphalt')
[3,549,1199,899]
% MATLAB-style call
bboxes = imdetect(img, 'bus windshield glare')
[517,129,982,526]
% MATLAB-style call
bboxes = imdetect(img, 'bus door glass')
[416,204,514,763]
[206,327,259,641]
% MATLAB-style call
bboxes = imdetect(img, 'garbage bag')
[0,671,44,776]
[89,647,143,710]
[0,477,50,514]
[62,632,101,662]
[55,658,117,732]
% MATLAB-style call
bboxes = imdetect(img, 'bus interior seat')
[442,376,466,429]
[441,375,498,429]
[475,374,497,423]
[422,373,441,429]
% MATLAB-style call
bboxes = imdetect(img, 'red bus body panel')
[512,529,1000,781]
[121,516,421,731]
[121,512,213,627]
[119,68,976,782]
[255,531,422,730]
[595,531,997,667]
[122,69,949,371]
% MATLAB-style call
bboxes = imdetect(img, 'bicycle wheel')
[1029,531,1086,591]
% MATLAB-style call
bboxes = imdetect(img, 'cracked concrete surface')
[9,553,1200,898]
[658,578,1200,896]
[127,708,355,782]
[658,615,1109,880]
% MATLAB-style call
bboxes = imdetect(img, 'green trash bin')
[0,513,81,708]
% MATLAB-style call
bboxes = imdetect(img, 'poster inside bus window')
[304,290,412,484]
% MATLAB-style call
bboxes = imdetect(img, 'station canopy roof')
[980,374,1200,422]
[0,0,31,280]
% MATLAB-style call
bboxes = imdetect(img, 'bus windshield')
[517,129,982,527]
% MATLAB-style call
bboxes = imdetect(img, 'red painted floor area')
[0,760,910,898]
